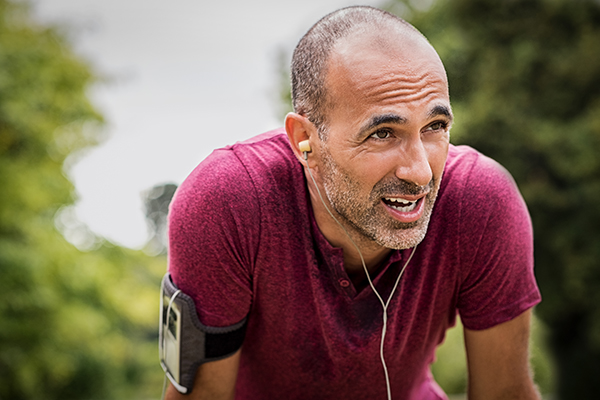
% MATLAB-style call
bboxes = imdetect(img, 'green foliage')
[431,320,467,394]
[529,315,556,395]
[389,0,600,397]
[0,1,164,398]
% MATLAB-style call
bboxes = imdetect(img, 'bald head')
[291,6,441,138]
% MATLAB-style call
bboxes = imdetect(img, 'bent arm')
[464,309,540,400]
[165,349,241,400]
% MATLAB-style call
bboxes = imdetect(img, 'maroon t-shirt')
[168,129,541,399]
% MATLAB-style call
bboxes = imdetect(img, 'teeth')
[384,197,417,212]
[385,197,412,204]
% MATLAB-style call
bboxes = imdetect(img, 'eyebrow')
[357,105,453,139]
[427,104,454,122]
[358,113,407,138]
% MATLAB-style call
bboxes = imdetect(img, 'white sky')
[32,0,386,249]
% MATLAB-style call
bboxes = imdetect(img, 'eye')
[425,121,448,132]
[370,129,392,139]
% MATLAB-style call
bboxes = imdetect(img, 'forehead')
[325,28,449,118]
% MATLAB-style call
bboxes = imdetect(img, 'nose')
[394,139,433,187]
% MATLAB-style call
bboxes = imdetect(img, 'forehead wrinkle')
[356,71,448,101]
[365,85,446,106]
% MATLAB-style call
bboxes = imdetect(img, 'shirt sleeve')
[167,148,259,327]
[457,153,541,330]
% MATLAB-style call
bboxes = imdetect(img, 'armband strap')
[159,273,247,393]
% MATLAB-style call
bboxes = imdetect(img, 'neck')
[305,169,391,276]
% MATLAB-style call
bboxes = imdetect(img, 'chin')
[375,223,429,250]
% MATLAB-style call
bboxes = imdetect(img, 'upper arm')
[165,349,241,400]
[168,150,256,326]
[165,152,253,398]
[464,309,540,400]
[457,154,539,331]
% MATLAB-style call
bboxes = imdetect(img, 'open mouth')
[382,197,420,212]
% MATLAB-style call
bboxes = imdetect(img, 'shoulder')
[171,129,294,215]
[441,143,531,233]
[443,145,518,196]
[167,129,297,325]
[230,129,304,196]
[440,145,527,224]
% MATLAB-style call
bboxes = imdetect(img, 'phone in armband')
[158,273,248,394]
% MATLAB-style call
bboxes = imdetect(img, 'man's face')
[316,30,452,250]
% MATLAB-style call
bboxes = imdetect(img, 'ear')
[285,112,317,166]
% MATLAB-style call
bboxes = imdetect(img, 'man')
[165,6,541,400]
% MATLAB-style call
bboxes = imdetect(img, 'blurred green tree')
[387,0,600,398]
[0,1,163,398]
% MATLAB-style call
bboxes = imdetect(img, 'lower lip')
[382,197,426,223]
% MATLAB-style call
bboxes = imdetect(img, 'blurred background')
[1,0,599,398]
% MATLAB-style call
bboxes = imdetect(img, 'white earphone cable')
[304,151,416,400]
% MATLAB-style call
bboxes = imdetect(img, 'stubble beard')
[319,147,440,250]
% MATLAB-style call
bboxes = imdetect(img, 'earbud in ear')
[299,140,311,154]
[299,140,311,161]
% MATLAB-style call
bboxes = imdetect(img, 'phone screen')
[161,295,182,382]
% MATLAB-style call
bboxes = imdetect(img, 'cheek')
[425,140,449,180]
[350,153,399,186]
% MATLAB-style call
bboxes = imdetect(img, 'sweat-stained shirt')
[168,128,541,400]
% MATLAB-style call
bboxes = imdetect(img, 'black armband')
[159,273,247,393]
